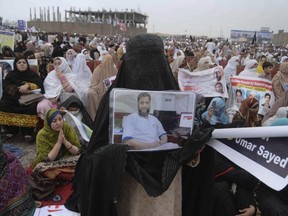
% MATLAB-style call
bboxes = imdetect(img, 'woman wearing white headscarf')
[238,60,258,77]
[81,49,93,61]
[66,49,77,69]
[223,56,240,85]
[193,56,214,72]
[37,57,79,119]
[73,53,92,108]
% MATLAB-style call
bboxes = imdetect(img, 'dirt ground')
[2,133,37,169]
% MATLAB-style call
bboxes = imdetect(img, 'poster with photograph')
[109,88,196,151]
[178,66,228,98]
[103,75,116,90]
[229,76,275,115]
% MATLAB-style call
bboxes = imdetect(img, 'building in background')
[27,7,148,36]
[230,27,273,44]
[272,30,288,46]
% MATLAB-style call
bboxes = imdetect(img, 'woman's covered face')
[16,59,28,71]
[54,58,62,67]
[50,114,64,131]
[66,51,74,60]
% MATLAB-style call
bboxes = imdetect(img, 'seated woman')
[262,107,288,126]
[32,108,81,167]
[65,49,76,69]
[31,108,81,200]
[37,57,79,120]
[238,59,258,77]
[88,54,117,120]
[232,94,260,127]
[201,97,230,128]
[72,53,92,109]
[272,62,288,101]
[38,43,54,80]
[213,153,258,216]
[0,139,36,215]
[60,95,93,146]
[0,56,43,141]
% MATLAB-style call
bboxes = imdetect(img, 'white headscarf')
[239,60,258,77]
[72,53,92,108]
[280,56,288,63]
[66,49,76,68]
[81,49,93,61]
[193,56,214,72]
[224,56,240,84]
[44,57,78,99]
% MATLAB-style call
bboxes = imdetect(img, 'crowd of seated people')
[1,31,288,215]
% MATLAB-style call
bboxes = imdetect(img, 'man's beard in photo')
[138,108,150,117]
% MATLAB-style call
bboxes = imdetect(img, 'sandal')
[24,135,33,142]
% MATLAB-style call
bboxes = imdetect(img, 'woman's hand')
[236,205,256,216]
[57,129,64,144]
[18,84,30,94]
[206,107,214,121]
[56,69,62,78]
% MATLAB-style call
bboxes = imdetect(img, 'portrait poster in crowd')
[17,20,26,31]
[207,126,288,191]
[229,76,275,115]
[178,66,228,98]
[109,88,196,151]
[0,31,15,51]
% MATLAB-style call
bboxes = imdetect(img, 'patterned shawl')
[32,108,80,168]
[0,140,35,215]
[239,96,259,127]
[201,97,230,125]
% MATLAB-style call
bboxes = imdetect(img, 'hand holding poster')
[178,66,228,98]
[229,75,275,115]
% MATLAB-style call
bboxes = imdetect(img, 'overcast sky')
[1,0,288,38]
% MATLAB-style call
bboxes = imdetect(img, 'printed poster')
[207,126,288,191]
[0,31,15,51]
[178,66,228,98]
[229,76,275,115]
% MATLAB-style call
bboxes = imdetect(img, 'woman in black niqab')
[66,33,213,216]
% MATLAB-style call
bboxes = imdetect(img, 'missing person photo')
[110,89,196,151]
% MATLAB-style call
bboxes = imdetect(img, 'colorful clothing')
[32,108,80,168]
[0,141,35,215]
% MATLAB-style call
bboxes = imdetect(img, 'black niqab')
[66,34,212,216]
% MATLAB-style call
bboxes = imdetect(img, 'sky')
[1,0,288,38]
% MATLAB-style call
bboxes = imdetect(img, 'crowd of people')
[0,29,288,216]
